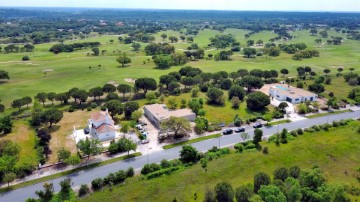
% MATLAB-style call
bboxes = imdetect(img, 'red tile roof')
[96,124,115,133]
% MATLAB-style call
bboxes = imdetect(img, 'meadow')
[80,121,360,201]
[1,28,359,107]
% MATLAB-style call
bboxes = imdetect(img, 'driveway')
[1,111,359,201]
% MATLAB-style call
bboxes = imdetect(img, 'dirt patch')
[124,78,136,83]
[42,68,54,72]
[47,110,94,163]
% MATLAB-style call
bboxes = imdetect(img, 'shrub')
[78,184,90,197]
[126,167,134,177]
[171,159,182,167]
[91,178,103,191]
[273,167,289,181]
[234,143,244,153]
[297,128,304,135]
[262,146,269,154]
[141,163,161,175]
[244,143,256,150]
[290,130,298,137]
[146,166,180,179]
[161,159,172,168]
[332,121,340,127]
[114,170,127,184]
[68,107,75,112]
[22,55,30,61]
[90,102,97,108]
[289,166,301,178]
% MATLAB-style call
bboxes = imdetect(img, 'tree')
[117,84,132,98]
[258,185,287,202]
[161,116,192,138]
[35,92,47,106]
[231,97,241,109]
[104,100,123,118]
[235,185,253,202]
[206,87,225,105]
[310,28,318,36]
[241,76,264,92]
[237,69,249,78]
[308,83,325,94]
[77,138,103,160]
[315,39,322,44]
[299,166,326,190]
[323,68,331,75]
[154,55,173,68]
[35,183,54,202]
[57,147,71,162]
[116,53,132,67]
[55,93,69,105]
[89,87,104,100]
[135,78,157,94]
[159,75,177,89]
[243,48,256,58]
[254,172,271,193]
[161,33,167,40]
[229,72,239,82]
[214,182,234,202]
[179,145,198,163]
[273,167,289,181]
[41,108,63,128]
[0,70,10,80]
[131,110,143,121]
[289,166,301,179]
[11,98,24,111]
[280,69,289,77]
[240,132,249,142]
[253,128,263,145]
[118,138,137,155]
[229,85,245,100]
[246,92,270,111]
[204,187,216,202]
[169,36,178,43]
[319,30,328,38]
[102,84,116,93]
[92,47,99,56]
[3,172,16,187]
[278,102,288,112]
[47,92,56,105]
[167,98,178,110]
[124,101,139,119]
[284,177,302,202]
[64,155,81,168]
[146,92,157,104]
[131,43,141,51]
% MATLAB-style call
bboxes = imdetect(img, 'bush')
[161,159,172,168]
[78,184,90,197]
[262,146,269,154]
[234,143,244,153]
[126,167,134,177]
[22,55,30,61]
[90,102,97,108]
[244,143,256,150]
[91,178,103,191]
[290,130,298,137]
[146,166,180,179]
[68,107,75,112]
[297,128,304,135]
[304,128,315,133]
[312,125,320,131]
[141,163,161,175]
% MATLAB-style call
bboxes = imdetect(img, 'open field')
[1,29,360,107]
[81,121,360,202]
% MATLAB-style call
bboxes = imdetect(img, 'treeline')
[0,44,35,53]
[49,42,101,54]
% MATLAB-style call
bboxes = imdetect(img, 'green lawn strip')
[268,119,291,126]
[0,152,142,193]
[306,109,352,119]
[163,134,222,149]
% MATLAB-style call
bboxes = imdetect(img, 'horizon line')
[0,6,359,13]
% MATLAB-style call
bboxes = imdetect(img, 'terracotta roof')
[91,110,113,123]
[96,124,115,133]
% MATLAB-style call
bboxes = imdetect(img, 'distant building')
[144,104,196,128]
[269,84,317,104]
[88,109,115,142]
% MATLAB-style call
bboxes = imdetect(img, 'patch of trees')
[209,34,237,49]
[108,138,137,155]
[0,140,21,185]
[2,44,35,53]
[292,49,320,60]
[278,43,307,54]
[160,116,192,139]
[153,52,188,68]
[49,42,100,54]
[246,92,270,111]
[144,43,175,55]
[214,50,233,61]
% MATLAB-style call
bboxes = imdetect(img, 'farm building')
[88,109,116,142]
[144,104,196,128]
[268,84,318,104]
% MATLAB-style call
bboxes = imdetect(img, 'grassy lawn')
[1,29,359,107]
[268,119,291,126]
[0,152,142,193]
[163,133,221,150]
[0,120,38,167]
[306,109,352,118]
[80,121,360,202]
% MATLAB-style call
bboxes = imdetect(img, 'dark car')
[253,123,263,128]
[234,127,245,133]
[222,129,233,135]
[83,128,90,134]
[138,121,147,126]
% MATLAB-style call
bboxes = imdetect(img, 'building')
[269,84,318,104]
[88,109,115,142]
[144,104,196,128]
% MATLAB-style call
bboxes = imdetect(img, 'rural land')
[0,6,359,202]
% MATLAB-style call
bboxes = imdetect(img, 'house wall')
[97,131,115,142]
[144,107,161,128]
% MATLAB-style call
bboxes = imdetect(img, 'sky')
[0,0,360,12]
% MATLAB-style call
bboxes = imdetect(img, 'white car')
[141,139,150,144]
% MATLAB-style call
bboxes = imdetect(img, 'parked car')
[83,128,90,134]
[222,129,233,135]
[135,124,143,130]
[141,139,150,144]
[253,123,263,128]
[141,132,148,137]
[138,121,147,126]
[219,123,226,127]
[234,127,245,133]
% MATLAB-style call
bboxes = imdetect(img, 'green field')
[80,121,360,201]
[1,28,360,107]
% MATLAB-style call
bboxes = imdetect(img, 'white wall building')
[88,109,116,142]
[144,104,196,128]
[269,84,318,104]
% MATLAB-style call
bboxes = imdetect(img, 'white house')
[269,84,318,104]
[88,109,116,142]
[144,104,196,128]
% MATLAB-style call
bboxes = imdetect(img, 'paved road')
[1,111,359,201]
